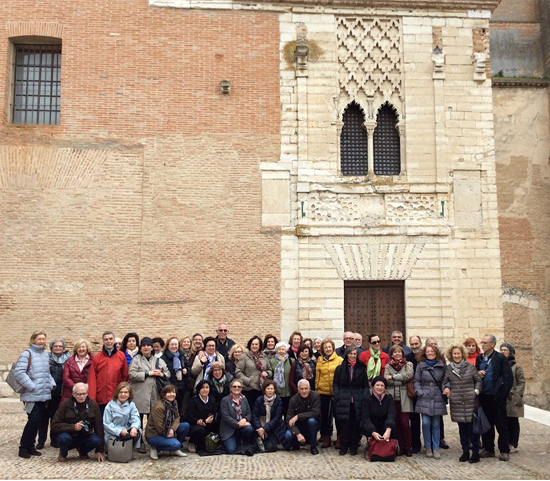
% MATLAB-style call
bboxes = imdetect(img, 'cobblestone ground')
[1,401,549,480]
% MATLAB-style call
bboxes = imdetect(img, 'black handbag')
[472,406,491,435]
[155,358,170,394]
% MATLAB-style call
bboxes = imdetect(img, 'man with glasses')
[51,383,104,463]
[286,379,322,455]
[382,330,415,363]
[336,331,357,357]
[215,323,235,363]
[476,334,513,461]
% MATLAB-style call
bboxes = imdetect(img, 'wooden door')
[344,280,406,346]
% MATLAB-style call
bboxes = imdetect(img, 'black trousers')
[479,393,509,453]
[20,402,47,452]
[38,395,61,445]
[337,406,361,450]
[319,394,334,436]
[508,416,520,448]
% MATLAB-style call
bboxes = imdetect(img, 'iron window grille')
[12,44,61,125]
[373,104,400,175]
[341,101,368,175]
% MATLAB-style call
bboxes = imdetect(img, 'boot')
[321,435,331,448]
[334,435,341,449]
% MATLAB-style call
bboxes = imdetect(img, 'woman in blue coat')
[252,380,293,451]
[414,345,448,459]
[103,382,142,451]
[14,330,56,459]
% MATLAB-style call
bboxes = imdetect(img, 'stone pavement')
[1,400,550,480]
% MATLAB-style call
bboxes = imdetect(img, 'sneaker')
[426,449,434,458]
[499,452,510,462]
[509,445,518,453]
[187,443,196,453]
[149,447,158,460]
[459,452,470,462]
[480,449,495,458]
[433,450,441,460]
[256,437,266,453]
[170,450,187,457]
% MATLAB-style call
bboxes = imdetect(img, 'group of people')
[13,324,525,464]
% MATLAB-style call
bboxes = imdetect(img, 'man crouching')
[51,382,105,462]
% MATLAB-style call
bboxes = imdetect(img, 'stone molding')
[149,0,500,13]
[325,242,425,280]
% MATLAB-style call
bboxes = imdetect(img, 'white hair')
[297,379,310,389]
[73,382,89,394]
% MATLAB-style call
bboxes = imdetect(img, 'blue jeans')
[146,422,190,453]
[289,418,319,449]
[223,425,255,454]
[56,432,103,458]
[421,415,441,451]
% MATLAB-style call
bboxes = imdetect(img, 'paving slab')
[1,401,549,480]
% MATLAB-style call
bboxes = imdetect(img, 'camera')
[79,420,90,433]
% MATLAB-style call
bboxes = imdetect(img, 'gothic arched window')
[340,102,368,175]
[373,103,400,175]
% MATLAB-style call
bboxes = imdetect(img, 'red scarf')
[389,357,407,372]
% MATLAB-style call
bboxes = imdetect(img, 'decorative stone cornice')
[256,0,500,11]
[491,77,550,88]
[150,0,501,13]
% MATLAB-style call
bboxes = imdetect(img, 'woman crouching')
[145,384,190,460]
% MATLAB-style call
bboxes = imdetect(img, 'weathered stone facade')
[491,0,550,409]
[1,0,548,408]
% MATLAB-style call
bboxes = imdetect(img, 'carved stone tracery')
[337,17,403,116]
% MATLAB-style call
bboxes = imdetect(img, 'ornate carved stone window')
[340,101,368,175]
[374,103,400,175]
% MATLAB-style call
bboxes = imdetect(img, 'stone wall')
[493,86,550,408]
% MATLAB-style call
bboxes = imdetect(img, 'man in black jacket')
[286,380,322,454]
[476,334,514,461]
[51,383,105,463]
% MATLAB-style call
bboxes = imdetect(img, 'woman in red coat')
[61,339,94,402]
[359,334,390,384]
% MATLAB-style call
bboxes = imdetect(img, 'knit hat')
[140,337,153,346]
[371,375,387,388]
[500,342,515,356]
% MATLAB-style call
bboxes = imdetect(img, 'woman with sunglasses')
[219,379,256,454]
[359,334,390,384]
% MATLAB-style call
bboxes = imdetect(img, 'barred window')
[341,102,368,175]
[12,44,61,125]
[373,103,400,175]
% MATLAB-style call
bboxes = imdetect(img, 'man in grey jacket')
[286,380,322,455]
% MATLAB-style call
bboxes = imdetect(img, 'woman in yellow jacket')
[315,339,343,448]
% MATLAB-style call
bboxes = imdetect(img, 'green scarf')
[367,347,381,380]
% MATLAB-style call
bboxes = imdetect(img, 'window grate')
[341,102,368,175]
[13,44,61,125]
[373,104,400,175]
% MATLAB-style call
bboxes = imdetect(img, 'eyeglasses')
[232,385,242,389]
[344,337,355,340]
[218,329,228,332]
[371,340,381,344]
[74,392,87,397]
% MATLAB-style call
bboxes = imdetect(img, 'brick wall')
[0,0,282,366]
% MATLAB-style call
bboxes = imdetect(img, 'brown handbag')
[406,379,416,398]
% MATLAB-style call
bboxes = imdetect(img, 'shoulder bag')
[365,438,398,462]
[6,350,32,394]
[155,358,170,394]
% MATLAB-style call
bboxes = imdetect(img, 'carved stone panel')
[337,17,402,111]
